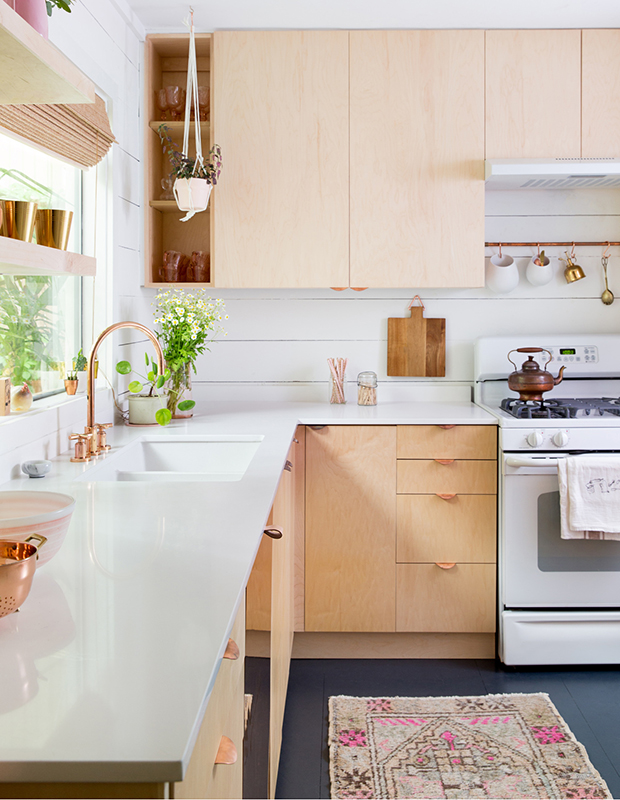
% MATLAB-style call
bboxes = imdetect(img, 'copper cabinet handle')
[263,527,283,539]
[436,493,457,501]
[434,459,455,465]
[223,638,239,661]
[284,460,293,472]
[435,562,456,570]
[215,735,237,765]
[309,425,326,431]
[293,437,299,444]
[438,425,456,429]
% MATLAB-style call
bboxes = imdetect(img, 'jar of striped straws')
[328,357,347,404]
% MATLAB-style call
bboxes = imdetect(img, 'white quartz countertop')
[0,400,496,783]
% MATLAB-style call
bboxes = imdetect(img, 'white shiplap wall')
[118,187,620,403]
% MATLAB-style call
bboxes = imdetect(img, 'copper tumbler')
[191,251,210,282]
[35,209,74,250]
[161,250,183,282]
[0,201,38,242]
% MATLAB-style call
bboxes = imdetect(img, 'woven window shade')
[0,94,114,168]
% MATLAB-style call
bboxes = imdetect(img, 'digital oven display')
[559,348,576,355]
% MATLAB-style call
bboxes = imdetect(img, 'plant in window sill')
[115,354,172,426]
[157,124,222,217]
[45,0,73,15]
[64,369,78,396]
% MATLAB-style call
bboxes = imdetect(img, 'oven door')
[503,452,620,608]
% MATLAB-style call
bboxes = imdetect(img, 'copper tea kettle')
[507,347,566,401]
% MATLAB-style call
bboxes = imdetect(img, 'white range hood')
[485,158,620,190]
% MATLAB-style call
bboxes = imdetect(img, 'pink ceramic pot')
[0,491,75,567]
[14,0,48,38]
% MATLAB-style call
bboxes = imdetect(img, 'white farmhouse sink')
[75,435,264,482]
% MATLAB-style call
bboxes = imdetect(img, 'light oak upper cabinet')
[485,30,581,159]
[582,30,620,157]
[305,426,397,632]
[212,31,349,288]
[349,30,485,289]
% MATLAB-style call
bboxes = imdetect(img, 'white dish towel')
[558,456,620,540]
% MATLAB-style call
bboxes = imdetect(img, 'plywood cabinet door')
[485,30,581,159]
[349,30,485,288]
[582,30,620,157]
[212,31,349,288]
[305,425,397,632]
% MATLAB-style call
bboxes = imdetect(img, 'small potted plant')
[72,348,88,393]
[158,124,222,217]
[64,368,78,395]
[116,354,172,426]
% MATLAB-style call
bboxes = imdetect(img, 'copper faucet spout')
[86,321,165,430]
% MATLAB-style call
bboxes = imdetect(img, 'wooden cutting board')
[387,302,446,377]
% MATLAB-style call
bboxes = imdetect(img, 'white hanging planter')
[173,178,212,213]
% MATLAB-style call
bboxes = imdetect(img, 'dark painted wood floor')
[245,657,620,800]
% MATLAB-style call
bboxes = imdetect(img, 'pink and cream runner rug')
[328,693,611,799]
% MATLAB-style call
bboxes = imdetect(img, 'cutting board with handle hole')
[387,298,446,377]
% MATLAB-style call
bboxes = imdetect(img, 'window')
[0,132,82,397]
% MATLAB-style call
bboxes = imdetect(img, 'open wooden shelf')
[0,2,95,105]
[145,281,213,289]
[149,120,210,136]
[0,236,96,276]
[144,34,213,287]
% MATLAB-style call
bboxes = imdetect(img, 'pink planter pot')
[14,0,48,38]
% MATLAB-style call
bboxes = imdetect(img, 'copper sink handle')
[435,562,456,570]
[215,736,237,765]
[436,493,457,501]
[223,638,240,661]
[264,527,283,539]
[507,347,553,371]
[434,459,455,465]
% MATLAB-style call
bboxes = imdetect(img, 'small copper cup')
[161,250,183,282]
[1,201,38,242]
[35,209,73,250]
[191,251,210,282]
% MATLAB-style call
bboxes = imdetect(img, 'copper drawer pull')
[436,493,457,501]
[284,460,293,472]
[264,527,283,539]
[215,735,237,765]
[434,459,455,465]
[309,425,326,431]
[223,638,239,661]
[438,425,456,429]
[435,562,456,570]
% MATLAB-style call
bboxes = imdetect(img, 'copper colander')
[0,535,46,618]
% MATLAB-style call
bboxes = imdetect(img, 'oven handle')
[505,455,559,468]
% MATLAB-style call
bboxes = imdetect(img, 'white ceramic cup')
[526,254,554,286]
[486,253,519,294]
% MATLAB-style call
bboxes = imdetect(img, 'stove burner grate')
[500,397,620,419]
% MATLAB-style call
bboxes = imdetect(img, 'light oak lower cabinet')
[305,425,397,632]
[246,430,303,799]
[396,425,497,634]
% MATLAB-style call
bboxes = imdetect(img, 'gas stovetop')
[500,397,620,419]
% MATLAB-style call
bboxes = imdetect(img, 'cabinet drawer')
[397,494,496,563]
[397,425,497,460]
[397,459,497,495]
[397,564,496,633]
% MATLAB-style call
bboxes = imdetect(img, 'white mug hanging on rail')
[486,248,519,294]
[526,248,554,286]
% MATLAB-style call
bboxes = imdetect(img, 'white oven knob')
[527,431,545,448]
[553,430,570,447]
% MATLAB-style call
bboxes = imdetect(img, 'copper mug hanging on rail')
[507,348,565,402]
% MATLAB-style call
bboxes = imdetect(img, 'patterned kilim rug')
[328,693,612,799]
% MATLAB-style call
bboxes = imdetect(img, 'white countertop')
[0,400,495,784]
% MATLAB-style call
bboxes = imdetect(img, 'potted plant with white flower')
[153,289,227,418]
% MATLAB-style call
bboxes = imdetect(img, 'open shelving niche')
[144,34,214,289]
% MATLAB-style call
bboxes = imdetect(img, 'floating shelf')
[145,282,213,289]
[149,120,210,136]
[0,237,96,276]
[149,200,212,212]
[0,3,95,105]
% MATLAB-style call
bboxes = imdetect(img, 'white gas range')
[474,335,620,666]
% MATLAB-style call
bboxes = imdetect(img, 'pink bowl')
[0,491,75,567]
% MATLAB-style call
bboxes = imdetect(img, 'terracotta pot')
[14,0,48,38]
[64,379,78,396]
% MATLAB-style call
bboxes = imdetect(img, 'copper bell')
[561,251,586,283]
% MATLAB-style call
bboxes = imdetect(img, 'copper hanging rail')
[485,241,620,247]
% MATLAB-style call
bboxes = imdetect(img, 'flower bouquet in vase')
[153,288,227,418]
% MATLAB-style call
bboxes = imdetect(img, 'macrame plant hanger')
[173,7,209,222]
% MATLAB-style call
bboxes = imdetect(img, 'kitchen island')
[0,400,496,795]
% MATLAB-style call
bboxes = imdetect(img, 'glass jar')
[357,371,377,406]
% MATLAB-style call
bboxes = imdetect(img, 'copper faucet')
[71,321,165,459]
